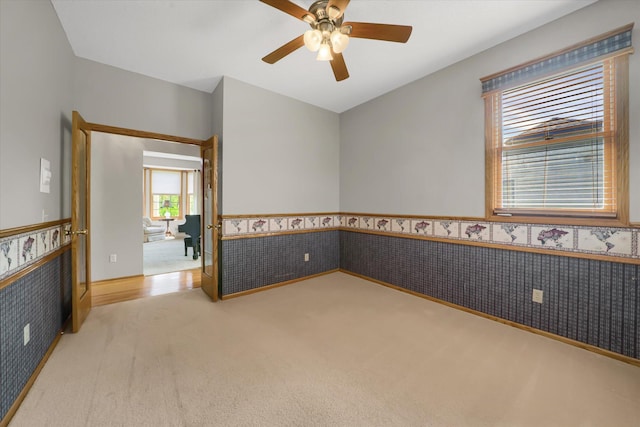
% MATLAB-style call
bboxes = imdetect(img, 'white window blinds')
[152,170,181,194]
[495,61,616,217]
[482,24,632,221]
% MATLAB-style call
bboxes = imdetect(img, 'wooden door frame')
[71,111,92,332]
[78,116,219,301]
[199,136,219,301]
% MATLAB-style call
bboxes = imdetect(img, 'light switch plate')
[40,158,51,193]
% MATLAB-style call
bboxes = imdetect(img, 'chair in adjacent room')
[143,217,165,242]
[178,214,201,260]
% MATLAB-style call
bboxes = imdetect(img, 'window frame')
[147,168,185,220]
[187,170,197,216]
[482,26,632,227]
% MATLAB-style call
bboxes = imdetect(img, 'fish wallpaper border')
[224,215,340,237]
[222,214,639,261]
[0,223,71,281]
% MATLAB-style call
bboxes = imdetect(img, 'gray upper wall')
[212,79,224,214]
[73,57,214,141]
[0,0,74,229]
[221,77,340,215]
[339,0,640,222]
[212,79,224,142]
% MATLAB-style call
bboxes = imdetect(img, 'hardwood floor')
[92,269,201,306]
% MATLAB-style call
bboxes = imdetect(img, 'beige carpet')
[10,273,640,426]
[143,236,199,276]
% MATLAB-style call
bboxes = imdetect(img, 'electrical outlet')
[304,253,310,262]
[532,289,544,304]
[24,324,30,346]
[109,254,117,263]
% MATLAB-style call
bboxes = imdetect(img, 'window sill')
[486,214,629,228]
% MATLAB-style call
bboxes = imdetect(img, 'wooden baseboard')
[340,269,640,368]
[221,269,340,300]
[92,274,145,287]
[0,327,65,427]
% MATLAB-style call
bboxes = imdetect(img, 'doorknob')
[207,224,214,230]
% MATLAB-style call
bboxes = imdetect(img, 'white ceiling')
[51,0,597,113]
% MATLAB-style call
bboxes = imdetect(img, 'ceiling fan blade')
[259,0,314,22]
[262,35,305,64]
[330,52,349,81]
[343,22,412,43]
[326,0,350,19]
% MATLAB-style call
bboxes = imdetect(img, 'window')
[149,169,182,218]
[482,25,632,224]
[187,171,197,215]
[145,168,201,219]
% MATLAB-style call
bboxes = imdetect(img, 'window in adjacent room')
[187,171,197,215]
[481,24,632,224]
[150,169,182,218]
[145,168,201,219]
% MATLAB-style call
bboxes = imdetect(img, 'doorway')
[72,114,219,329]
[142,158,202,276]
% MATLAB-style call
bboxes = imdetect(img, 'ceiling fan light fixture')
[304,29,322,52]
[316,41,333,61]
[327,5,341,20]
[260,0,413,82]
[330,29,349,53]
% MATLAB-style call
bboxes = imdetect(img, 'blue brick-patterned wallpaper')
[340,231,640,360]
[61,250,72,323]
[0,250,71,420]
[221,231,339,295]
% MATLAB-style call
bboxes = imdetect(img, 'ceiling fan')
[260,0,412,81]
